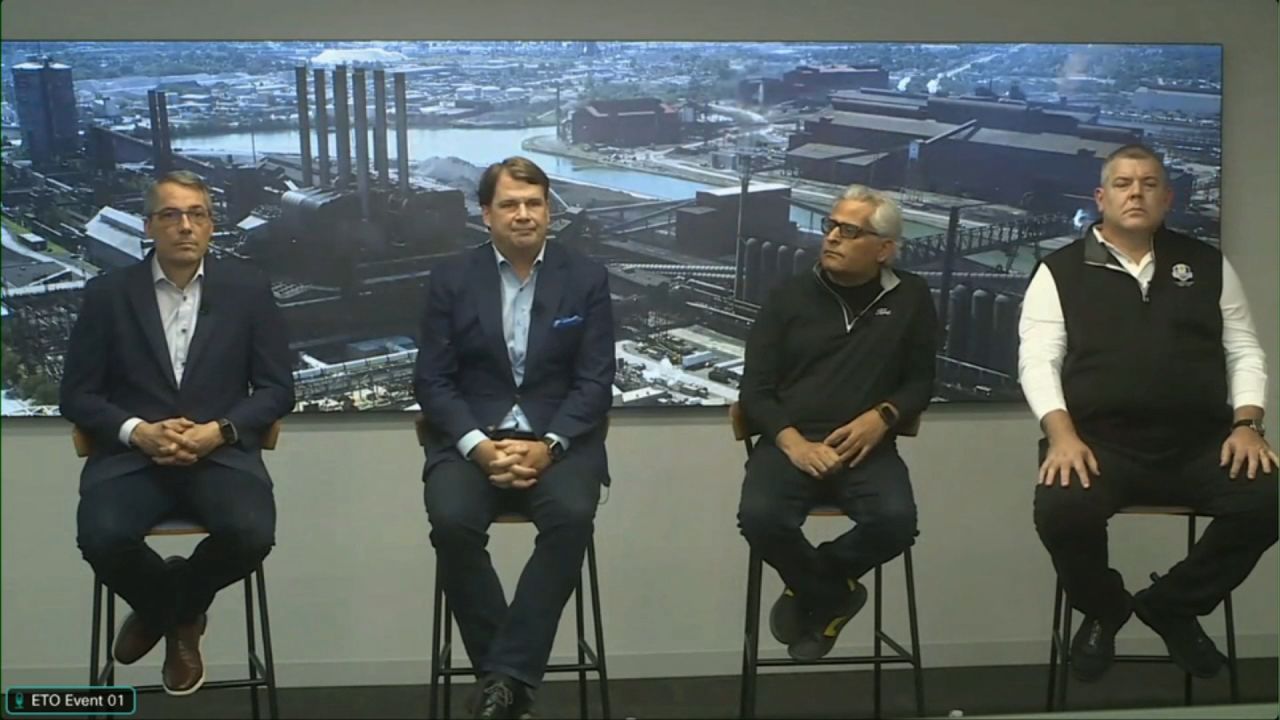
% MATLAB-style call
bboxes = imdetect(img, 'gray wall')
[3,0,1276,690]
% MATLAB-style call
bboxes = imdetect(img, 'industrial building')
[11,56,80,167]
[571,98,680,147]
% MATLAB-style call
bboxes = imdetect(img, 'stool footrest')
[95,652,269,690]
[758,654,917,668]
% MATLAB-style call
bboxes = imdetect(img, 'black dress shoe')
[473,673,533,720]
[1134,587,1224,679]
[1070,595,1132,682]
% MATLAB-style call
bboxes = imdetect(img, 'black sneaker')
[787,580,867,661]
[1069,595,1132,682]
[769,587,807,645]
[1133,587,1224,679]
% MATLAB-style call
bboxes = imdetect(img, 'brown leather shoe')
[162,614,207,696]
[113,612,164,665]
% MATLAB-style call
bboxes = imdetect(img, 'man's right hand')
[776,429,842,479]
[1039,433,1100,489]
[468,439,510,481]
[131,419,198,465]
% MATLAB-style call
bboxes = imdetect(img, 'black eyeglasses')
[150,208,212,225]
[821,217,881,240]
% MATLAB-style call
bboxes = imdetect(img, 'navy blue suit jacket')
[413,241,615,480]
[59,254,295,491]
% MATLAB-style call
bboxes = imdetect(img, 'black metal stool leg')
[1047,578,1063,712]
[246,574,261,720]
[739,548,763,720]
[256,565,280,720]
[1224,592,1239,704]
[443,593,454,720]
[904,549,925,717]
[1184,516,1196,707]
[90,578,103,687]
[587,539,612,719]
[575,576,588,718]
[105,590,116,687]
[430,562,444,720]
[873,563,883,720]
[1057,588,1072,711]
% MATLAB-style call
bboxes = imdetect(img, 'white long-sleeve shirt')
[1017,228,1267,422]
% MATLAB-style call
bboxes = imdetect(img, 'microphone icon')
[13,692,25,710]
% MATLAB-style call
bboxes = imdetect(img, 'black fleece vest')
[1039,226,1229,457]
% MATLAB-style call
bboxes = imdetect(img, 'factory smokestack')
[294,66,313,186]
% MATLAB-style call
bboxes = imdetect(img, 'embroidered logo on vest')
[1171,262,1195,288]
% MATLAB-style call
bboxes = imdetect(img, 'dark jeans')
[76,462,276,632]
[424,440,604,688]
[1033,437,1278,619]
[738,440,918,614]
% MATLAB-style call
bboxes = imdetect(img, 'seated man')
[1019,143,1278,682]
[414,156,615,719]
[738,184,937,661]
[61,171,294,695]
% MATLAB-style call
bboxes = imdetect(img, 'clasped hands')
[779,408,890,479]
[130,418,224,466]
[470,438,553,489]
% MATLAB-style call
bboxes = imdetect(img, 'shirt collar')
[1090,225,1153,267]
[151,254,206,289]
[492,241,547,271]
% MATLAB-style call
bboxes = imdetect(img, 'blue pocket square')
[552,314,584,328]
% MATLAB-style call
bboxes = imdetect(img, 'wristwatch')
[875,403,900,429]
[217,418,239,446]
[1232,418,1266,438]
[544,437,566,462]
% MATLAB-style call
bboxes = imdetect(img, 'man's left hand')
[173,421,225,460]
[1221,426,1278,480]
[824,409,889,468]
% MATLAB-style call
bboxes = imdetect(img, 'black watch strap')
[1232,418,1265,438]
[218,418,239,445]
[544,437,565,461]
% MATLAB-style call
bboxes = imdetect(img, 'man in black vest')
[1018,144,1277,682]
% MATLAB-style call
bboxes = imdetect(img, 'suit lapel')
[522,244,564,383]
[126,258,179,390]
[473,246,514,384]
[182,260,218,386]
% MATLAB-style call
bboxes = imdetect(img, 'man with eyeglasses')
[737,184,938,660]
[61,170,294,696]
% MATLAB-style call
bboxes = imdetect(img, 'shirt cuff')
[544,432,570,452]
[118,417,144,448]
[455,429,488,459]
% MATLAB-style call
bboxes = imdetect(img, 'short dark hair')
[1100,143,1166,185]
[477,156,550,207]
[143,170,212,215]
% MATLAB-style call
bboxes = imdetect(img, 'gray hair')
[836,184,903,240]
[1099,143,1167,187]
[143,170,212,216]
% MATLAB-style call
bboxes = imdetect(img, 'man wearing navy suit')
[415,156,614,719]
[60,171,294,696]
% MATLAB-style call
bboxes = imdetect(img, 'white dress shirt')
[1018,228,1268,422]
[117,256,206,446]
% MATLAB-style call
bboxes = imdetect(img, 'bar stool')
[1045,505,1240,712]
[416,416,612,720]
[78,422,283,720]
[730,403,926,720]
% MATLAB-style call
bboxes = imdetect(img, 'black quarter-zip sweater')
[740,265,939,441]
